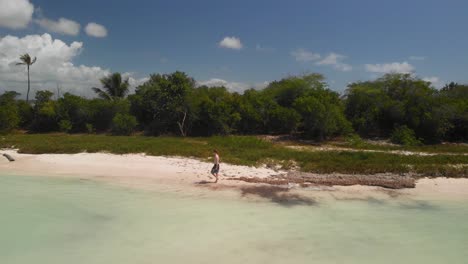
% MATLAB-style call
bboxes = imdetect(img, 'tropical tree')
[92,73,130,100]
[129,71,195,136]
[0,91,21,133]
[345,73,451,143]
[30,90,59,132]
[190,86,242,136]
[16,53,37,103]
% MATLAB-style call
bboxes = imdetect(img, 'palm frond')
[118,77,130,97]
[17,53,37,66]
[92,87,112,100]
[96,72,130,99]
[20,54,31,63]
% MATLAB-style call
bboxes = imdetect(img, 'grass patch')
[1,134,467,177]
[329,138,468,154]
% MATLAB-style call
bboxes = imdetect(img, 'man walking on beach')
[211,150,220,183]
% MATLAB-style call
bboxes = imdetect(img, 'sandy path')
[285,145,468,156]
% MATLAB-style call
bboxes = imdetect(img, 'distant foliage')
[345,73,464,143]
[189,86,242,136]
[345,134,366,147]
[59,120,72,133]
[86,123,95,134]
[0,91,21,133]
[17,100,33,129]
[129,71,195,136]
[30,90,58,132]
[1,71,467,144]
[390,126,422,146]
[92,73,130,100]
[111,113,137,136]
[439,82,468,142]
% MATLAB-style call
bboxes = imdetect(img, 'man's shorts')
[211,164,220,174]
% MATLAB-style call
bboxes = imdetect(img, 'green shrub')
[30,91,59,132]
[390,126,422,146]
[85,123,95,134]
[0,92,20,133]
[17,101,33,129]
[345,134,365,147]
[0,105,20,133]
[111,113,137,135]
[59,120,72,133]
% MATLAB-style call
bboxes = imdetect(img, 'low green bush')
[390,126,422,146]
[344,134,365,147]
[0,92,20,133]
[59,120,72,133]
[86,123,95,134]
[111,113,137,136]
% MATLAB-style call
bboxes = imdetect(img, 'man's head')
[213,149,218,154]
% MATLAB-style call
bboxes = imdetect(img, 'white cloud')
[85,22,108,38]
[36,18,80,36]
[291,50,352,71]
[128,77,149,87]
[0,34,112,98]
[291,49,320,62]
[197,78,269,93]
[219,36,243,50]
[123,74,149,94]
[365,62,415,74]
[0,0,34,29]
[409,56,425,61]
[316,52,352,72]
[423,76,442,88]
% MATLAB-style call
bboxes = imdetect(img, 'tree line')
[0,71,466,145]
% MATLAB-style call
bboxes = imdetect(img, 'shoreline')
[1,150,468,202]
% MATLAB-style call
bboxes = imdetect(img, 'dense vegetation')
[346,74,468,144]
[1,72,467,145]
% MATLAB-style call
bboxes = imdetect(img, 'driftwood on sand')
[2,153,15,162]
[229,171,416,189]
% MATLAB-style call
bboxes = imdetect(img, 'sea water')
[1,174,467,264]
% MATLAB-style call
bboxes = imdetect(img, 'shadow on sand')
[239,185,317,207]
[195,180,216,185]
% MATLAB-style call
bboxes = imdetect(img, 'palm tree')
[16,53,37,103]
[92,73,130,100]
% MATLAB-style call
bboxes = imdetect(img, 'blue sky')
[1,0,467,95]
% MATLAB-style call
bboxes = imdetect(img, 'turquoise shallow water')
[1,174,468,264]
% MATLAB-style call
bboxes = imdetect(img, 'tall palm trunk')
[27,65,30,103]
[16,53,36,103]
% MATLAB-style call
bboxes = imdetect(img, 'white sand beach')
[1,149,468,201]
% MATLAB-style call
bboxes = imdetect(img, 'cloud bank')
[36,17,80,36]
[291,49,352,71]
[423,76,443,88]
[197,78,269,93]
[317,53,352,72]
[0,0,34,29]
[365,62,415,74]
[0,34,110,97]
